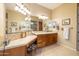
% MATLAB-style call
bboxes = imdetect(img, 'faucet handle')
[3,40,8,46]
[3,39,10,46]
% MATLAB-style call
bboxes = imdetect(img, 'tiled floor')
[34,44,79,56]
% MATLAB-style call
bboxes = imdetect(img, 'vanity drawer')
[37,42,46,48]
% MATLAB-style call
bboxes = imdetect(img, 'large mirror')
[6,9,43,34]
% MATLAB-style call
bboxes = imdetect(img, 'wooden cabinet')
[37,33,57,48]
[46,33,57,45]
[0,46,27,56]
[0,38,37,56]
[0,51,4,56]
[37,34,47,48]
[3,46,27,56]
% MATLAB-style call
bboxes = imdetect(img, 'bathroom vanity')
[32,31,58,48]
[0,35,37,56]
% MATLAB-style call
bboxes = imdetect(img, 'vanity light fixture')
[23,7,31,15]
[15,3,31,15]
[42,15,48,20]
[25,16,31,21]
[15,6,26,15]
[37,15,48,20]
[25,17,28,21]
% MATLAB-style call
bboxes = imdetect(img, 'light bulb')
[24,8,31,15]
[25,17,28,21]
[15,6,19,11]
[21,10,26,15]
[28,17,31,21]
[42,16,48,19]
[18,8,22,13]
[16,3,22,7]
[20,4,24,10]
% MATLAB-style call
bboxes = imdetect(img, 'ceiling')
[5,3,63,11]
[5,3,15,10]
[37,3,63,10]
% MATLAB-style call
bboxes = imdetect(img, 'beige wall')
[52,4,77,49]
[24,3,52,19]
[0,4,6,46]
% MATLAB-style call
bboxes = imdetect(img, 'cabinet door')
[37,35,46,43]
[46,34,57,45]
[11,46,26,56]
[46,34,53,45]
[53,33,57,43]
[5,46,27,56]
[0,51,4,56]
[37,35,47,48]
[4,49,11,56]
[37,42,46,48]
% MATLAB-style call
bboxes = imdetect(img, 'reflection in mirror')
[6,9,43,34]
[43,20,59,32]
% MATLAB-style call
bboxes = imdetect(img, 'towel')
[63,26,70,40]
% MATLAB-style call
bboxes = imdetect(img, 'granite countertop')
[0,35,37,51]
[32,31,57,35]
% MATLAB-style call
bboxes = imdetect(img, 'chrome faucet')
[3,39,10,46]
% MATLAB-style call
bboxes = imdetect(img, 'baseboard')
[57,42,77,51]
